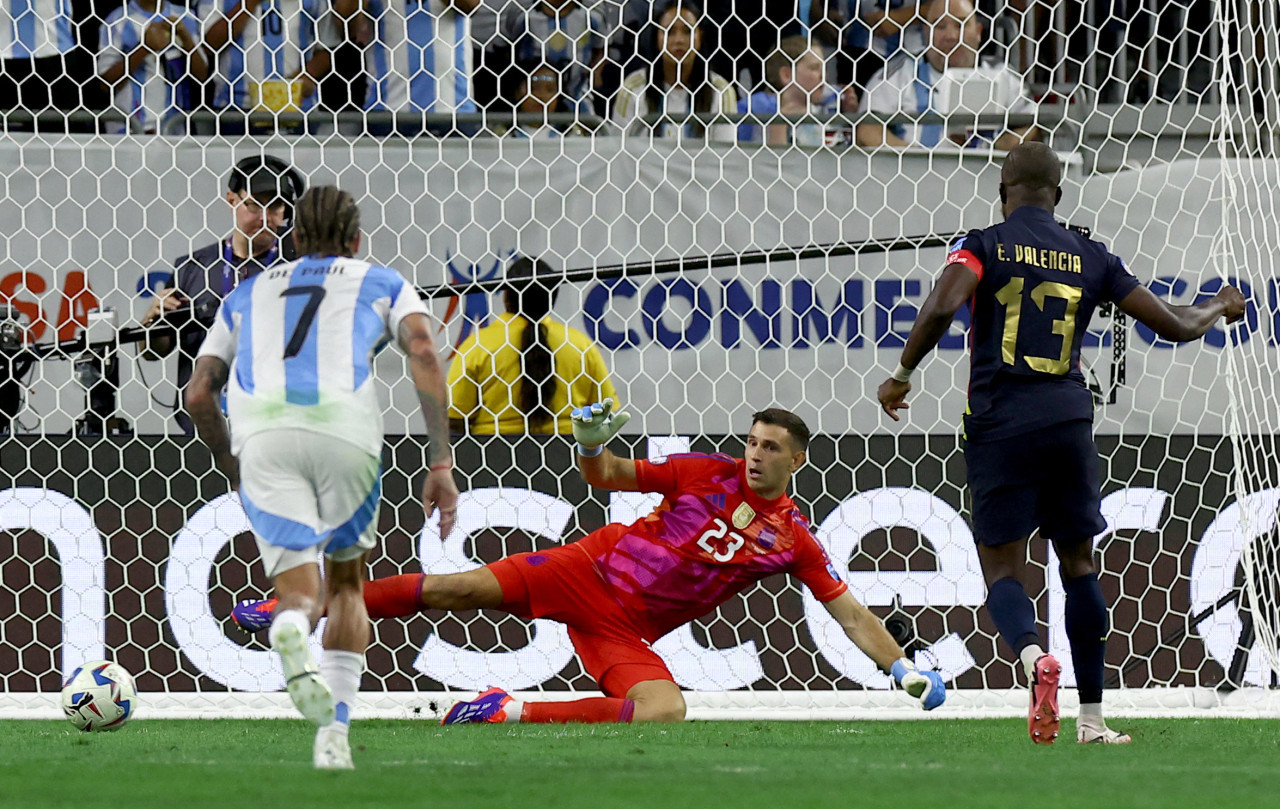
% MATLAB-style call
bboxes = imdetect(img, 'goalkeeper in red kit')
[234,403,945,723]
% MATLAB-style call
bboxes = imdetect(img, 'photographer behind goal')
[142,156,304,435]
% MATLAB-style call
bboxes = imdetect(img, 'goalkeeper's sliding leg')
[235,564,683,724]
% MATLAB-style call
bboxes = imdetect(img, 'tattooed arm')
[185,356,239,490]
[397,312,459,537]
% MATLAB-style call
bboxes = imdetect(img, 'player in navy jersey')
[877,142,1245,745]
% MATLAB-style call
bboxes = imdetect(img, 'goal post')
[1214,0,1280,685]
[2,1,1279,719]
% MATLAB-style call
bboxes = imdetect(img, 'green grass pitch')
[2,718,1277,808]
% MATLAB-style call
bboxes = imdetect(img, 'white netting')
[1216,0,1280,682]
[2,0,1279,719]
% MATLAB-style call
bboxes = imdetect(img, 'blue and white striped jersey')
[1,0,74,59]
[499,2,604,105]
[845,0,927,60]
[197,255,430,455]
[859,54,1034,148]
[364,0,475,113]
[97,1,202,133]
[201,0,337,110]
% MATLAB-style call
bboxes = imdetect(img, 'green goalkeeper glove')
[571,399,631,454]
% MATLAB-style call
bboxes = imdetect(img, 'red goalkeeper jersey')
[576,452,848,640]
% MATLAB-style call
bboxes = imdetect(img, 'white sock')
[1020,644,1046,682]
[316,723,349,741]
[503,700,524,724]
[320,649,363,731]
[268,609,311,647]
[1078,702,1104,731]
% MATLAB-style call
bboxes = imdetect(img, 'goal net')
[1216,0,1280,688]
[1,0,1278,719]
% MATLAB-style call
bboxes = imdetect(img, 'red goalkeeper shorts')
[486,543,674,698]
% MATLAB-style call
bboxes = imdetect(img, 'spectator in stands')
[468,0,503,111]
[141,155,301,434]
[448,255,618,435]
[770,3,860,122]
[616,0,754,94]
[496,0,607,116]
[747,1,846,92]
[201,0,342,126]
[773,0,846,46]
[612,0,737,142]
[96,1,210,133]
[502,60,588,138]
[843,1,928,92]
[738,36,854,146]
[615,1,718,81]
[855,0,1038,150]
[355,0,479,130]
[1,0,83,120]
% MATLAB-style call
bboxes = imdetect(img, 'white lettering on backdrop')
[2,477,1269,690]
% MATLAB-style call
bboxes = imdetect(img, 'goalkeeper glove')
[571,398,631,454]
[891,658,946,711]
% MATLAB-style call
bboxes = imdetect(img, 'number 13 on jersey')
[994,277,1083,375]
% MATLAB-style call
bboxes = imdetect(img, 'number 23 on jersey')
[696,518,747,562]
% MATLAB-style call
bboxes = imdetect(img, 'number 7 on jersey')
[279,285,327,359]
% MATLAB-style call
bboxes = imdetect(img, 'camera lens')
[885,617,911,646]
[0,304,19,351]
[0,320,19,351]
[74,354,103,388]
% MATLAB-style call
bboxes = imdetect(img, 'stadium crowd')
[1,0,1073,145]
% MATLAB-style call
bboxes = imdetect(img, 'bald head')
[1000,142,1061,215]
[1002,142,1061,190]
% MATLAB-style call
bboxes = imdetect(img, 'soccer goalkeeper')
[235,403,945,722]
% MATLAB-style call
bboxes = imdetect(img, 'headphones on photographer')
[227,155,307,229]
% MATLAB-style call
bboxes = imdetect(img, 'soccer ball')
[61,660,138,732]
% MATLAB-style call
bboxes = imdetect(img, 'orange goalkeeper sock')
[518,698,635,724]
[362,574,426,619]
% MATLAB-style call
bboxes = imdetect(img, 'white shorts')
[237,429,382,579]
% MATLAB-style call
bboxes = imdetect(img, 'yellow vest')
[447,313,619,435]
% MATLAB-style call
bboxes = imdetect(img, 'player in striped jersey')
[235,404,947,723]
[357,0,478,118]
[201,0,340,112]
[97,1,210,133]
[187,186,458,768]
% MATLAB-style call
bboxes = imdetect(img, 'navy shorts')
[964,420,1106,546]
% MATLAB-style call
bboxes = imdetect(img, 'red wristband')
[429,461,453,472]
